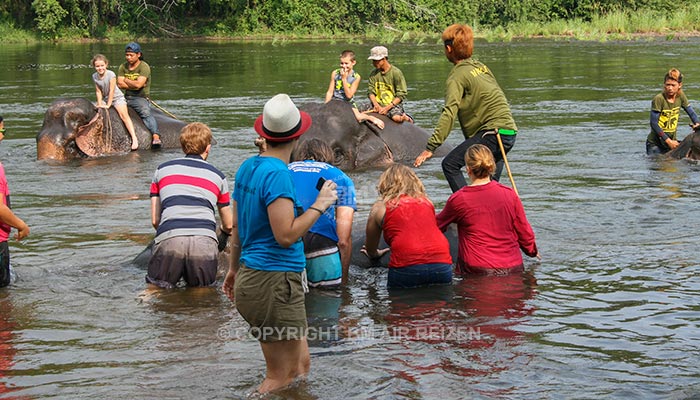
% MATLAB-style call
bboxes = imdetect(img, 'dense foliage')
[0,0,692,39]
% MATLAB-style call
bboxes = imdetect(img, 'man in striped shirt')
[147,122,233,288]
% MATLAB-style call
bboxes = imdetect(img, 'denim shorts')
[387,263,453,289]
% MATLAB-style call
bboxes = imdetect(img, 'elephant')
[36,97,186,160]
[296,100,452,171]
[668,127,700,160]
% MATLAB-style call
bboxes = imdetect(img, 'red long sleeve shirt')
[436,181,537,273]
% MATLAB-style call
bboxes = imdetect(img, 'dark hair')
[0,115,3,123]
[442,24,474,60]
[293,138,334,163]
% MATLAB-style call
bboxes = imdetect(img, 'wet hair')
[442,24,474,60]
[665,68,683,83]
[377,163,428,205]
[293,138,334,163]
[465,144,495,179]
[90,54,109,67]
[340,50,356,61]
[180,122,212,155]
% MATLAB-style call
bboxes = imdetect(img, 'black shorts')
[146,236,218,288]
[0,241,9,287]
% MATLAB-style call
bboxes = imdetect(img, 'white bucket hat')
[254,94,312,142]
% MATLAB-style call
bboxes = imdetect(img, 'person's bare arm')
[335,206,354,282]
[150,196,161,229]
[222,201,241,301]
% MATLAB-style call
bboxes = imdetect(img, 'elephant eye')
[333,148,345,165]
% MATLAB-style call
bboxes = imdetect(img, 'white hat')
[254,94,312,142]
[368,46,388,60]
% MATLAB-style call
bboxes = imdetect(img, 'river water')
[1,39,700,399]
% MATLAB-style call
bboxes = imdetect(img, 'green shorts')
[234,264,307,342]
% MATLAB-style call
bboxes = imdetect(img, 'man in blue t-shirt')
[289,138,356,288]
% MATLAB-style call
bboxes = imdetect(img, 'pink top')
[383,195,452,268]
[436,181,537,273]
[0,163,11,242]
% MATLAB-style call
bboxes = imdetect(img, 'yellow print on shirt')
[373,82,395,106]
[124,72,140,81]
[470,65,490,78]
[659,106,680,133]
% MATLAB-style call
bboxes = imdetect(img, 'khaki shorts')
[234,265,307,342]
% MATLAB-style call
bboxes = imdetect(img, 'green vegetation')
[1,0,699,43]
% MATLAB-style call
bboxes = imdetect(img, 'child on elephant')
[91,54,139,151]
[325,50,384,129]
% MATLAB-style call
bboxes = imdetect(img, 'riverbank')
[3,7,700,44]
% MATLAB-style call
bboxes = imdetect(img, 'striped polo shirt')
[150,154,230,244]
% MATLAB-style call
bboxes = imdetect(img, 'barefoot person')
[222,94,338,394]
[91,54,139,150]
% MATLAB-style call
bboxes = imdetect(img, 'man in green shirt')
[414,25,517,192]
[117,42,161,148]
[362,46,413,123]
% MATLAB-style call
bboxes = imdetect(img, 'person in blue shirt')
[289,138,356,288]
[222,94,338,395]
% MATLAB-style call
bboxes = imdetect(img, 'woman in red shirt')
[362,164,453,288]
[437,144,539,274]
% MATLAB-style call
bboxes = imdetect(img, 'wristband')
[308,206,325,215]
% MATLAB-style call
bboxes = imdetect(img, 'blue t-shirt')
[234,156,305,272]
[288,160,357,242]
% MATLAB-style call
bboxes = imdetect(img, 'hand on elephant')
[414,150,433,167]
[360,245,390,260]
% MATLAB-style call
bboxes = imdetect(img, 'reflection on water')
[1,40,700,398]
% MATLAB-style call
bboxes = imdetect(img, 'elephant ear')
[74,111,106,157]
[75,109,130,157]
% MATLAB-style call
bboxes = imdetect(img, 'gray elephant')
[297,100,452,171]
[36,97,186,160]
[668,127,700,160]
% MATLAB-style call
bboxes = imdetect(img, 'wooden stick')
[149,99,179,120]
[496,132,519,196]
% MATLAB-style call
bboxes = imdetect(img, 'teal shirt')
[427,58,516,152]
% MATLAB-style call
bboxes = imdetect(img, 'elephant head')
[36,97,186,160]
[296,100,450,171]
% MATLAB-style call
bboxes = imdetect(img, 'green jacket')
[426,58,516,152]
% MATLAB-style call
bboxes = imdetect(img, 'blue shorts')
[387,263,453,289]
[303,232,341,288]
